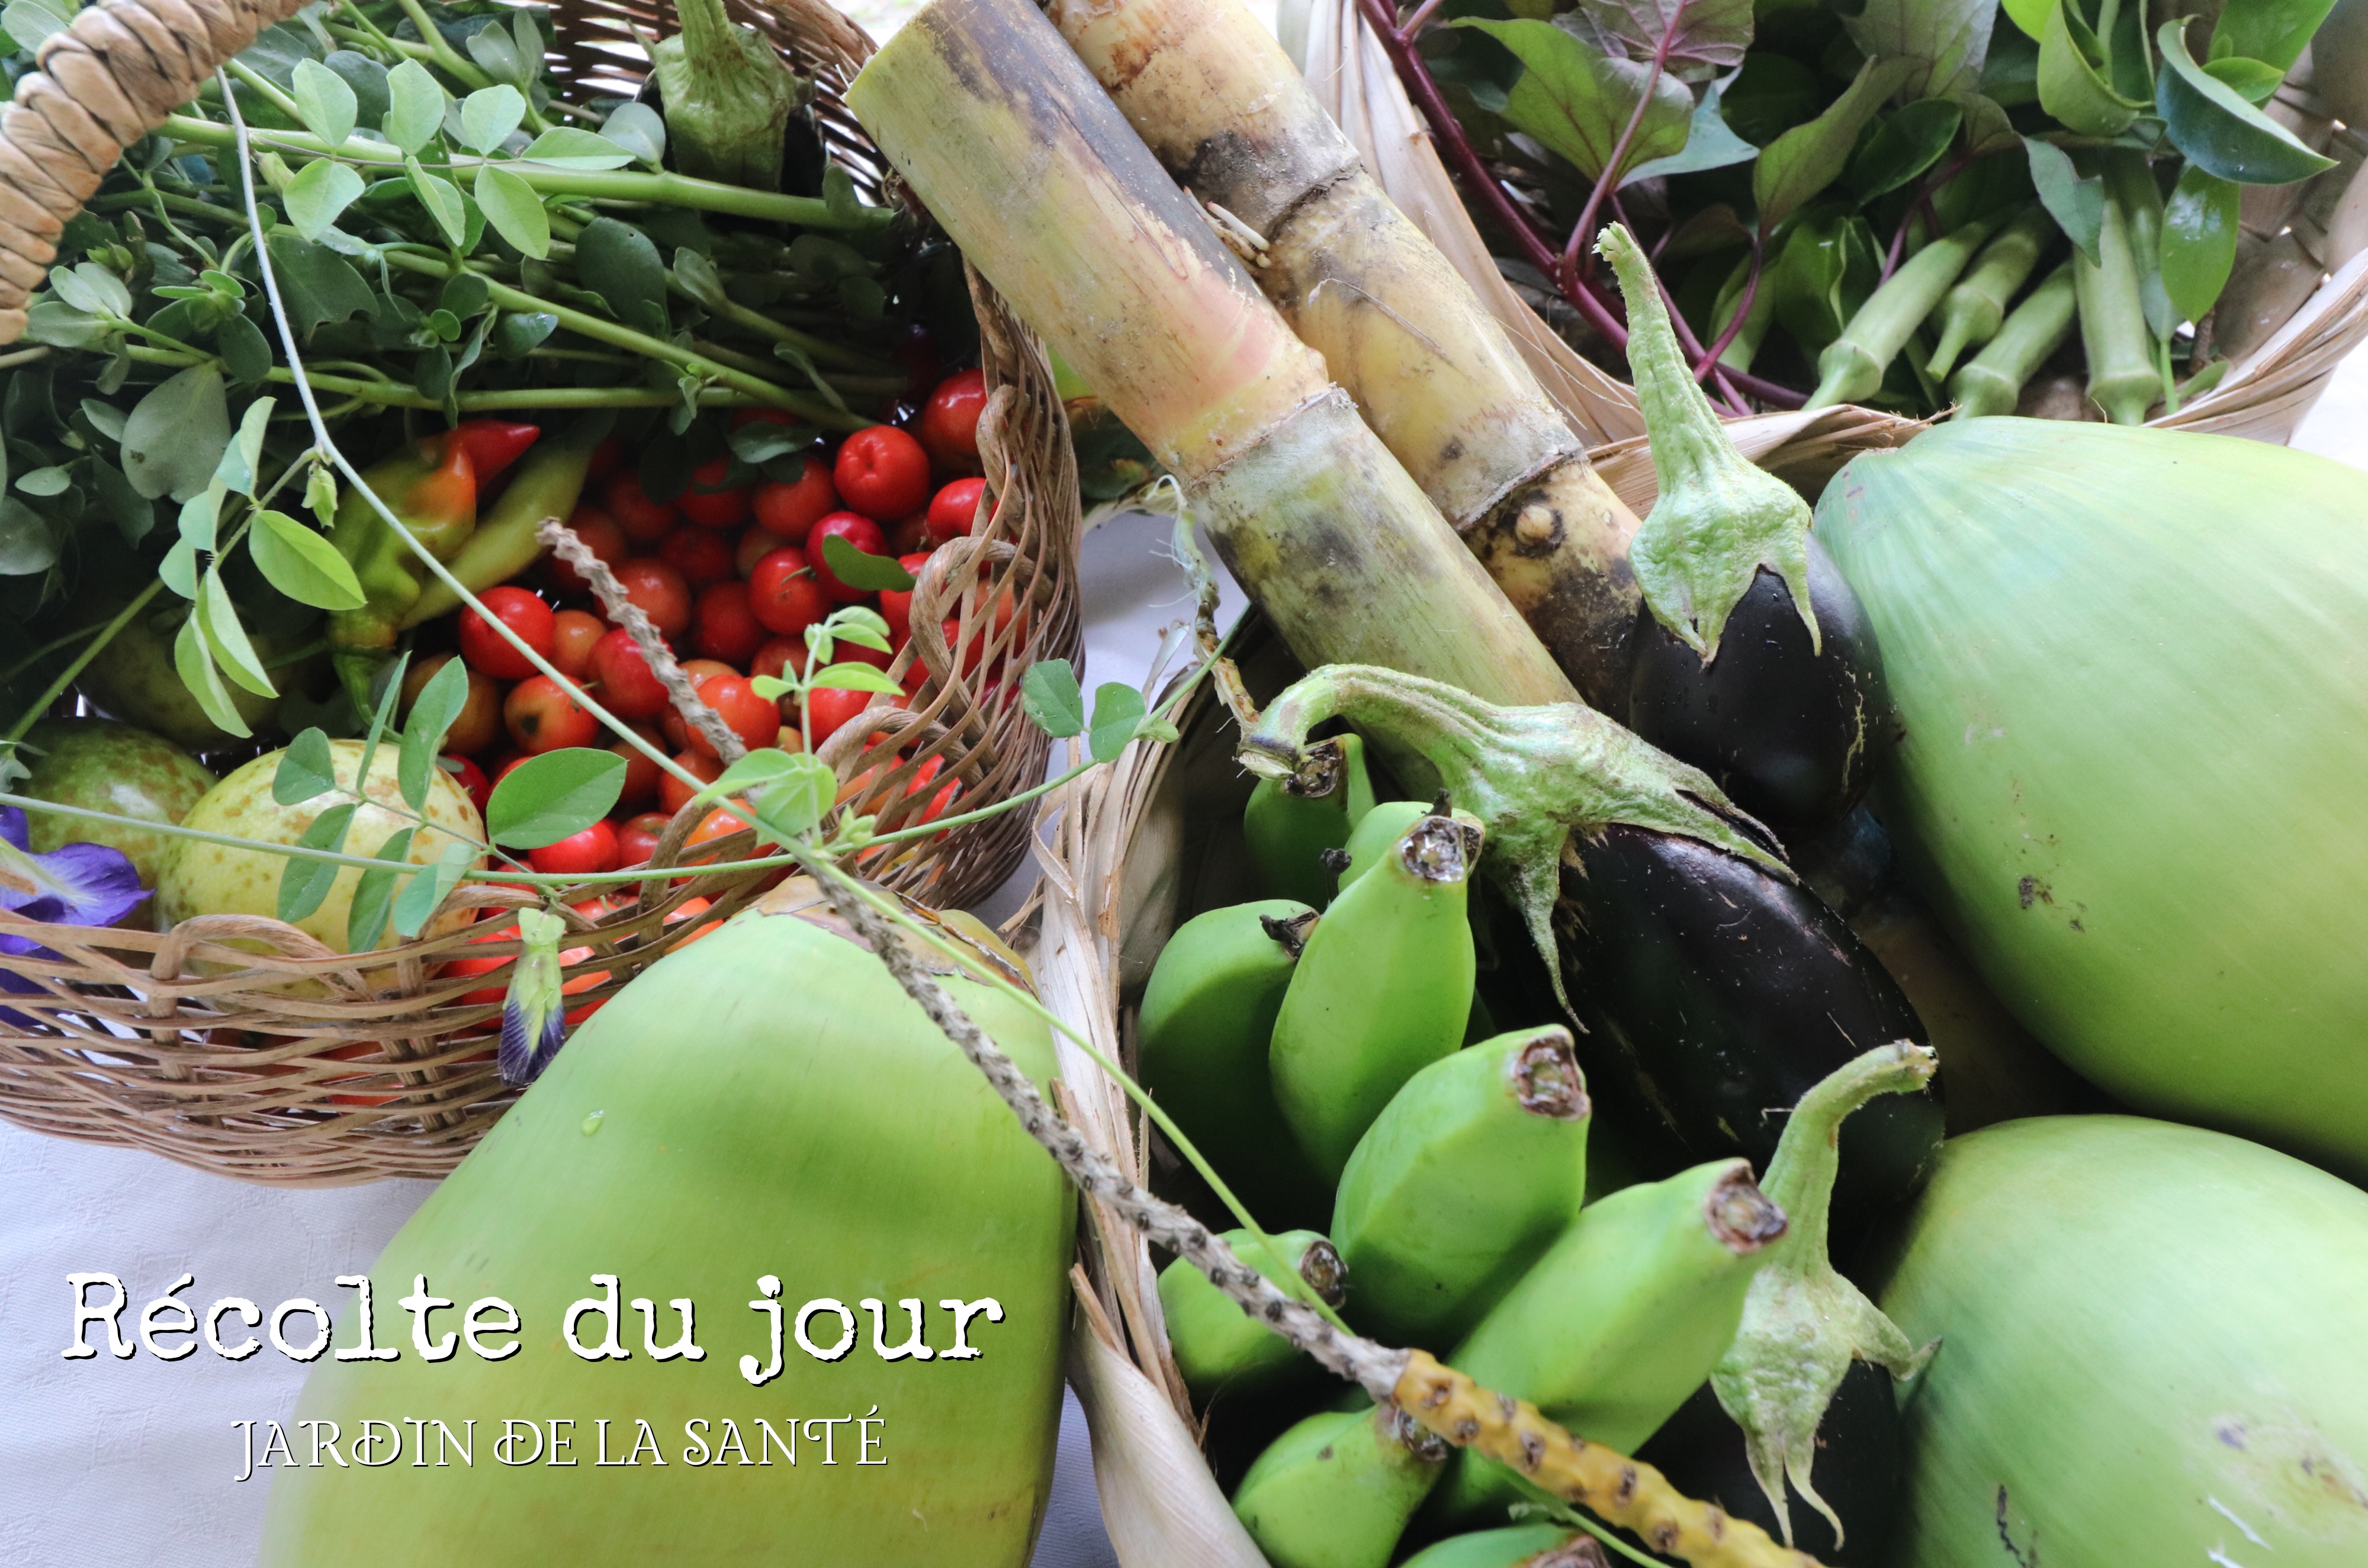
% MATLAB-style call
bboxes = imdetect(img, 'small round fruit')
[660,523,735,589]
[440,753,491,817]
[529,818,619,877]
[505,676,600,753]
[605,473,676,542]
[751,637,801,686]
[693,581,767,666]
[659,750,724,816]
[458,586,555,680]
[808,512,888,602]
[879,552,932,647]
[833,426,931,521]
[735,526,776,579]
[805,685,878,744]
[547,507,628,595]
[616,811,670,869]
[751,454,838,542]
[551,609,608,679]
[660,660,738,751]
[919,369,987,474]
[679,456,751,529]
[748,546,831,637]
[927,477,988,546]
[588,628,669,720]
[587,437,624,482]
[690,674,777,758]
[401,655,502,757]
[612,558,691,639]
[612,723,665,807]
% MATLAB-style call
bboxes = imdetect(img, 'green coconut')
[258,891,1072,1564]
[1871,1116,2368,1567]
[1816,418,2368,1176]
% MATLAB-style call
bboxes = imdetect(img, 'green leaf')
[490,310,558,359]
[573,216,670,337]
[820,531,916,591]
[219,313,272,386]
[171,613,250,739]
[1768,210,1882,357]
[304,461,338,527]
[486,748,628,848]
[382,58,446,155]
[1561,0,1752,83]
[728,419,818,465]
[14,465,67,496]
[79,397,127,442]
[392,838,475,939]
[2205,55,2285,104]
[0,499,52,576]
[519,127,637,171]
[324,49,391,126]
[602,102,666,165]
[1451,18,1692,185]
[2038,0,2146,138]
[2025,136,2105,262]
[1088,683,1146,763]
[808,662,904,694]
[2212,0,2334,72]
[1,0,68,51]
[831,621,892,654]
[178,489,219,554]
[1753,57,1922,234]
[404,155,470,248]
[399,655,471,812]
[198,567,277,698]
[276,801,355,923]
[1849,99,1964,200]
[1020,658,1085,738]
[48,262,131,318]
[1625,84,1760,184]
[274,727,339,805]
[283,159,363,241]
[91,458,151,544]
[471,164,550,260]
[216,394,274,497]
[700,747,804,800]
[750,754,838,838]
[465,24,522,85]
[460,84,526,153]
[266,234,375,336]
[291,57,358,146]
[250,508,367,609]
[159,538,198,597]
[2162,163,2241,321]
[2157,20,2334,185]
[1843,0,1997,98]
[120,366,230,502]
[347,827,417,953]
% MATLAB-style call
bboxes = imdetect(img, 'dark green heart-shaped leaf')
[2161,163,2241,320]
[2157,20,2332,184]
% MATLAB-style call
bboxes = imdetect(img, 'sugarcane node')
[1257,908,1320,957]
[1705,1166,1790,1253]
[1513,500,1565,552]
[1299,1238,1350,1306]
[1513,1027,1591,1120]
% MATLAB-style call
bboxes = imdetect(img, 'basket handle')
[0,0,306,343]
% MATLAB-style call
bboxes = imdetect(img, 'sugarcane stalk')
[1948,261,2077,417]
[847,0,1575,709]
[1044,0,1646,707]
[2073,179,2160,426]
[1806,214,2000,409]
[1926,204,2052,379]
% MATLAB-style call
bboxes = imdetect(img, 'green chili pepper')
[1805,214,2001,410]
[1948,260,2078,419]
[1926,204,2055,379]
[401,441,598,629]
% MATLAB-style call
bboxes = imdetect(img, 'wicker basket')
[0,0,1079,1184]
[1295,0,2368,451]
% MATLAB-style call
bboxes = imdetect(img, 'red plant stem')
[1560,28,1676,301]
[1355,0,1804,409]
[1696,234,1763,375]
[1882,149,1979,281]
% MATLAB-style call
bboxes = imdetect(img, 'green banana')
[1335,798,1432,890]
[1400,1525,1597,1568]
[1245,732,1377,907]
[1159,1228,1346,1401]
[1138,898,1332,1225]
[1231,1402,1449,1568]
[1432,1157,1788,1523]
[1332,1024,1591,1347]
[1270,809,1480,1180]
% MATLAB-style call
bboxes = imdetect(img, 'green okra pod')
[1332,1024,1591,1347]
[1807,214,2001,410]
[1244,733,1377,909]
[1232,1402,1450,1568]
[1432,1157,1788,1524]
[1949,261,2078,418]
[1158,1228,1346,1400]
[1270,809,1481,1180]
[1926,204,2055,378]
[2075,173,2161,426]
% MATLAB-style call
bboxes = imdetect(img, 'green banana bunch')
[1159,1228,1346,1402]
[1432,1157,1789,1523]
[1399,1524,1596,1567]
[1270,808,1480,1179]
[1335,798,1431,891]
[1332,1024,1591,1347]
[1245,733,1377,907]
[1138,898,1332,1225]
[1232,1402,1450,1568]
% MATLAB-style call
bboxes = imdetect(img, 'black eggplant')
[1625,539,1896,847]
[1636,1363,1904,1567]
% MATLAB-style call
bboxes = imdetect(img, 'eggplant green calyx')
[1710,1041,1941,1548]
[653,0,808,191]
[1238,664,1788,1015]
[1598,223,1819,664]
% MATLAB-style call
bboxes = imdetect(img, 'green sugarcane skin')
[1232,1403,1450,1568]
[1926,204,2054,378]
[1138,899,1332,1225]
[1807,214,2000,409]
[2075,187,2160,425]
[1270,813,1481,1180]
[1159,1229,1346,1400]
[1400,1525,1592,1568]
[1336,799,1433,891]
[1432,1157,1787,1523]
[1332,1026,1591,1347]
[1949,261,2078,418]
[1245,734,1378,909]
[259,901,1071,1564]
